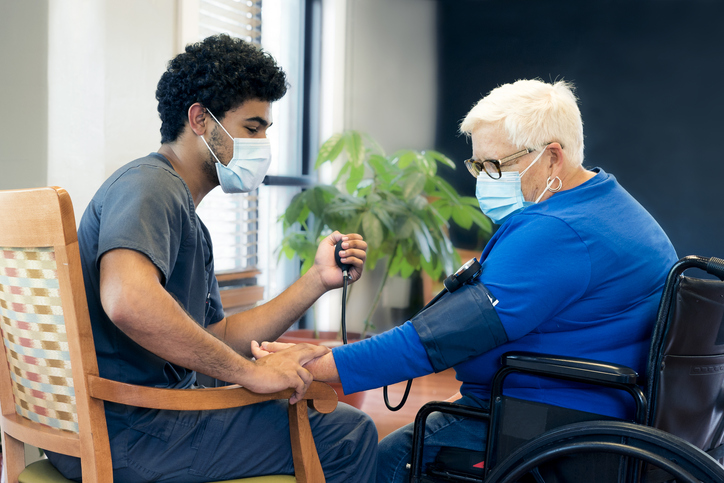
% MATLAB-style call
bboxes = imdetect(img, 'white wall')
[0,0,49,190]
[46,0,176,222]
[345,0,438,153]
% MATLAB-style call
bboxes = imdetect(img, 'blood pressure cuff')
[411,280,508,373]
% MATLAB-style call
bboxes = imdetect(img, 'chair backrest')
[646,256,724,460]
[0,187,112,482]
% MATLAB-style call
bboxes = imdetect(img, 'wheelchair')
[409,255,724,482]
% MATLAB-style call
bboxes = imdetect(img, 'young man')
[46,35,378,483]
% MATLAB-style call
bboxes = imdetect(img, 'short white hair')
[460,79,584,165]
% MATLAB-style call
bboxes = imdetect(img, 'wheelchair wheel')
[484,420,724,483]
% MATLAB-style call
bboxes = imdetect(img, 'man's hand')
[252,341,341,384]
[246,343,330,404]
[311,232,367,290]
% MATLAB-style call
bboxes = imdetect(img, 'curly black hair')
[156,34,288,143]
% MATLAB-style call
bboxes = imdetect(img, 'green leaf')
[366,249,380,271]
[419,222,438,254]
[325,204,363,215]
[346,163,365,194]
[419,253,436,279]
[284,192,305,225]
[412,223,432,262]
[301,256,314,275]
[308,187,327,217]
[349,214,363,233]
[400,259,416,278]
[363,132,386,156]
[367,192,382,204]
[402,172,427,200]
[431,199,453,220]
[421,151,439,177]
[315,132,345,168]
[467,206,493,233]
[426,149,456,170]
[357,184,373,198]
[362,211,384,247]
[371,205,396,233]
[282,244,296,260]
[451,206,473,229]
[298,205,311,228]
[433,177,462,204]
[399,218,415,239]
[345,131,365,167]
[404,246,421,269]
[460,196,480,207]
[333,161,351,186]
[396,151,417,169]
[388,248,403,277]
[410,194,428,211]
[369,154,397,183]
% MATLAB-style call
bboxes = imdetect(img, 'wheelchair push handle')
[672,255,724,281]
[706,256,724,280]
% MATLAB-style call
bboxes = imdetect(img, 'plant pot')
[276,329,367,409]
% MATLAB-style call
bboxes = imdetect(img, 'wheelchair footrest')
[425,447,485,482]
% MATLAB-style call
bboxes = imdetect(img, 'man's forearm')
[217,266,327,356]
[107,276,254,384]
[101,248,256,385]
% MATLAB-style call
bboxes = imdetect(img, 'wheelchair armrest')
[502,352,639,385]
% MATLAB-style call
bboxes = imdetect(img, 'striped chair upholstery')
[0,246,78,434]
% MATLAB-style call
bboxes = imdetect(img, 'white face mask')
[200,109,272,193]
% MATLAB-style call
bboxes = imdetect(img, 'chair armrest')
[86,375,337,414]
[502,352,639,385]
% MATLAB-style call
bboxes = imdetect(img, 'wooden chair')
[0,186,337,483]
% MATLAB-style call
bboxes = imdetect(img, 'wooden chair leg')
[288,401,325,483]
[1,431,26,483]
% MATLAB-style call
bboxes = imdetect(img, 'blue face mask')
[475,145,547,224]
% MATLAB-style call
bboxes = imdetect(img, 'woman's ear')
[547,142,565,173]
[188,103,208,136]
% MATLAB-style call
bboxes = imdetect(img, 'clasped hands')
[251,340,339,403]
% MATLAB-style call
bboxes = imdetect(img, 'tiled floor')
[357,368,461,441]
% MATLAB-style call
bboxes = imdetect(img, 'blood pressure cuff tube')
[411,279,508,373]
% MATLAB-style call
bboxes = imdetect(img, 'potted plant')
[280,130,492,338]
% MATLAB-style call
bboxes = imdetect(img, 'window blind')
[199,0,262,43]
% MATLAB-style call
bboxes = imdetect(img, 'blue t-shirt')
[333,169,677,419]
[76,153,225,443]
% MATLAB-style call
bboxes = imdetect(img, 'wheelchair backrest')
[647,272,724,458]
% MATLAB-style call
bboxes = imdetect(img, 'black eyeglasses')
[464,148,533,179]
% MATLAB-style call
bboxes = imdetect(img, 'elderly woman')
[256,79,677,482]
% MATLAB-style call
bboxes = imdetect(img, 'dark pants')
[48,400,378,482]
[376,396,488,483]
